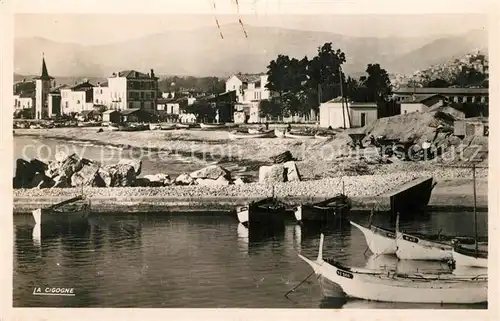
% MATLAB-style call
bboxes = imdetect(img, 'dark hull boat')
[293,194,351,224]
[32,195,91,226]
[236,197,287,228]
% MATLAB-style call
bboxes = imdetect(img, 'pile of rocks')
[13,153,245,189]
[13,153,143,189]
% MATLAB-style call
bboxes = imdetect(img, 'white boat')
[149,123,162,130]
[451,164,488,268]
[299,234,488,304]
[452,246,487,268]
[350,221,397,255]
[200,123,226,129]
[285,131,316,139]
[108,124,119,131]
[274,129,286,138]
[394,213,453,261]
[176,123,190,129]
[315,133,334,140]
[228,130,275,140]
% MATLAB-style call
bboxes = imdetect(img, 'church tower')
[34,54,54,119]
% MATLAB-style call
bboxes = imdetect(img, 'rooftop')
[113,70,158,80]
[395,87,488,95]
[231,73,265,83]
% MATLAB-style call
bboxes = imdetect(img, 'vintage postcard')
[1,0,499,320]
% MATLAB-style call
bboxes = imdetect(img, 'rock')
[283,161,301,182]
[141,174,170,187]
[259,165,286,184]
[233,177,246,185]
[111,164,137,187]
[58,153,84,178]
[118,159,142,176]
[175,173,197,186]
[189,165,231,180]
[30,158,48,173]
[52,174,71,188]
[71,162,101,187]
[196,176,230,186]
[14,159,37,188]
[30,172,48,189]
[45,160,62,178]
[96,166,113,187]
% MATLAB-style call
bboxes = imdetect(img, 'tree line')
[259,42,393,120]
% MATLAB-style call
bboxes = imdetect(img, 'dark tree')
[259,99,282,119]
[424,78,450,88]
[364,64,392,103]
[183,100,216,123]
[451,67,488,88]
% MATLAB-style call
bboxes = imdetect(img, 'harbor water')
[13,210,488,308]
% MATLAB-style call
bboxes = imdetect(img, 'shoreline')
[13,178,488,214]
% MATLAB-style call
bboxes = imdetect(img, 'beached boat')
[285,131,316,139]
[200,123,227,129]
[315,132,335,140]
[160,123,176,130]
[274,129,286,138]
[298,234,488,304]
[350,220,397,255]
[149,123,162,130]
[176,123,190,129]
[32,195,91,226]
[294,194,351,223]
[236,197,287,228]
[228,129,275,140]
[118,124,149,131]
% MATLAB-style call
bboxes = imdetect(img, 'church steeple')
[35,53,54,81]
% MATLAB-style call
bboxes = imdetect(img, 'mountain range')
[14,23,488,79]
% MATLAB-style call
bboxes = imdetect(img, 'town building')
[454,116,488,138]
[349,102,379,127]
[108,69,159,113]
[226,73,270,123]
[93,82,110,107]
[400,94,445,114]
[33,56,54,119]
[60,81,95,115]
[102,110,121,124]
[319,97,352,128]
[393,87,488,105]
[319,98,379,128]
[13,94,33,111]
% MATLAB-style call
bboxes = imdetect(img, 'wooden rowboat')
[32,195,91,226]
[176,123,190,129]
[236,197,287,228]
[315,133,335,140]
[285,131,315,139]
[293,194,351,223]
[299,234,488,304]
[200,123,227,129]
[228,129,275,140]
[148,123,162,130]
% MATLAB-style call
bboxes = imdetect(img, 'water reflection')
[13,211,488,308]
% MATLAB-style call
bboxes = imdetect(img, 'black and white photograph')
[4,0,498,316]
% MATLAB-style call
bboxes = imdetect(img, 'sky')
[14,13,488,45]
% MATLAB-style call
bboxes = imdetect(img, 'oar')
[284,270,315,298]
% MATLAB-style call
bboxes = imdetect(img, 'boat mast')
[473,163,478,256]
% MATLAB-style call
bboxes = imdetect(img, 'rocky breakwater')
[13,152,143,189]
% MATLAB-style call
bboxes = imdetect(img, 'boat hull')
[33,204,90,226]
[285,132,315,139]
[350,221,396,255]
[236,199,287,228]
[300,255,487,304]
[294,204,348,223]
[200,123,226,129]
[228,130,275,139]
[396,231,453,261]
[452,247,488,268]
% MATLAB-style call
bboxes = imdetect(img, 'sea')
[13,136,488,309]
